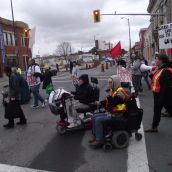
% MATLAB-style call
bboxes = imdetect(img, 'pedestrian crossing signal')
[23,28,29,38]
[93,9,100,23]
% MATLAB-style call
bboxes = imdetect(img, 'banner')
[0,25,5,64]
[159,23,172,49]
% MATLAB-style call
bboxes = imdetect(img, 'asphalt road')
[0,65,172,172]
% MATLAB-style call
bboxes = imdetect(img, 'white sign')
[159,23,172,49]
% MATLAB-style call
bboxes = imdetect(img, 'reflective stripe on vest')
[112,87,129,101]
[113,104,126,112]
[151,68,172,93]
[111,87,129,111]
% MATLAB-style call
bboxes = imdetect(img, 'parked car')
[105,57,113,62]
[82,56,94,63]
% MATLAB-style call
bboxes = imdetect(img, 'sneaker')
[161,111,172,117]
[42,102,46,108]
[17,120,27,125]
[90,140,104,147]
[3,123,14,129]
[88,136,96,143]
[144,128,158,133]
[31,105,39,108]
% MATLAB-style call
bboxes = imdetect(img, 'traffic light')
[93,9,100,23]
[23,28,29,38]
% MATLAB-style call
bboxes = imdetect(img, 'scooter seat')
[76,107,91,113]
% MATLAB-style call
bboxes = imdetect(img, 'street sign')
[159,23,172,49]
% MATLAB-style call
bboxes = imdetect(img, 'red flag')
[110,41,122,59]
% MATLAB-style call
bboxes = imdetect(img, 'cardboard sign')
[117,66,131,82]
[159,23,172,49]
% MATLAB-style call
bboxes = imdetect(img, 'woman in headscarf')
[89,75,129,147]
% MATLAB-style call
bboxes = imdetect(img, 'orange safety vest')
[106,87,129,112]
[151,68,172,93]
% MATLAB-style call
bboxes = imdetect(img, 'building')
[144,25,154,61]
[95,40,113,50]
[147,0,172,57]
[0,17,31,77]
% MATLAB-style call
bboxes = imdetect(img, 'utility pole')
[121,17,132,59]
[10,0,18,65]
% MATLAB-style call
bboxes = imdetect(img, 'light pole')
[93,34,99,48]
[121,17,131,59]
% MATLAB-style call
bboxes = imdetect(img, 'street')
[0,65,172,172]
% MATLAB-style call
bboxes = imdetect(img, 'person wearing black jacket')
[68,74,95,128]
[3,66,27,129]
[73,74,95,104]
[145,54,172,133]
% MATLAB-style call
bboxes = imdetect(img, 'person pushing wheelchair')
[89,75,129,147]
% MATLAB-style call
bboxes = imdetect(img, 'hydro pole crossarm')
[101,12,165,17]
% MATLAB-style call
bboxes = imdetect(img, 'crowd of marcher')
[2,52,172,144]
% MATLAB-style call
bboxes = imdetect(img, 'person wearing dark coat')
[3,66,27,129]
[12,67,30,104]
[73,74,95,104]
[145,54,172,133]
[68,74,95,128]
[69,60,73,74]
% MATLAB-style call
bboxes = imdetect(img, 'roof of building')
[0,17,28,29]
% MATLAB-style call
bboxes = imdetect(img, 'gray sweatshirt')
[131,59,142,76]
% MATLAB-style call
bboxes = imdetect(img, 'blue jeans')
[30,84,44,106]
[92,113,111,140]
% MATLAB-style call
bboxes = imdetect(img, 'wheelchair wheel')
[103,142,113,152]
[135,133,142,141]
[112,130,129,149]
[56,125,66,135]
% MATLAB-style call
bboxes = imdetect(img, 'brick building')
[0,17,31,77]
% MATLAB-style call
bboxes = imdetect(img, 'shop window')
[6,56,17,67]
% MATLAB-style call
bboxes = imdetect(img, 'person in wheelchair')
[89,75,129,147]
[68,74,95,128]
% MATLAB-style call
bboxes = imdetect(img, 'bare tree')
[56,42,72,63]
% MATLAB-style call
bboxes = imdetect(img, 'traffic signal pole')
[101,12,165,16]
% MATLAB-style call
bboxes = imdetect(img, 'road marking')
[0,163,51,172]
[127,84,149,172]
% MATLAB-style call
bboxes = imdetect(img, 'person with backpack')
[27,59,45,108]
[145,54,172,133]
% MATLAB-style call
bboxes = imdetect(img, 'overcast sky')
[0,0,150,56]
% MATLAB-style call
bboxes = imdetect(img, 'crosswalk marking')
[0,164,51,172]
[127,83,149,172]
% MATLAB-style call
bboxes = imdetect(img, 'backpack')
[32,64,44,82]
